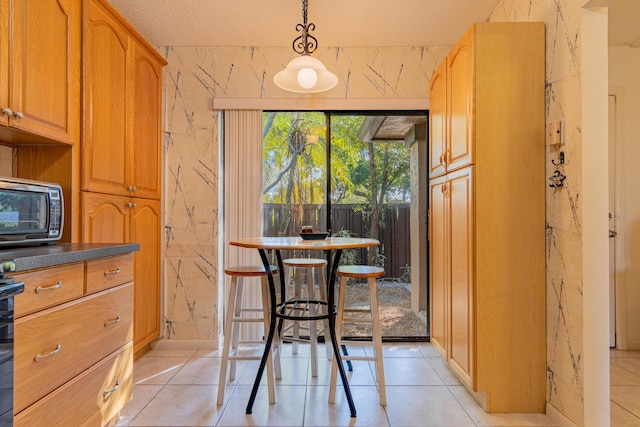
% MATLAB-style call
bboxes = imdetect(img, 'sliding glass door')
[262,111,427,340]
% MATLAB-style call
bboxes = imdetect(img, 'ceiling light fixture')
[273,0,338,94]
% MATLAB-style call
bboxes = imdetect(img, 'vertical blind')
[223,109,265,340]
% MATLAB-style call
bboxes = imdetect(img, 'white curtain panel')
[223,109,266,341]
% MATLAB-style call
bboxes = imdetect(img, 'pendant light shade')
[274,55,338,93]
[274,0,338,94]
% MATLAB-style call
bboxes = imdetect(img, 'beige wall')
[160,1,603,424]
[610,46,640,349]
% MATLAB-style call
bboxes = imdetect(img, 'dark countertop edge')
[0,243,140,272]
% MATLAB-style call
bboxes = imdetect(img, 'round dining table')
[229,236,380,418]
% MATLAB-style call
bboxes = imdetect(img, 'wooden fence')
[263,203,411,279]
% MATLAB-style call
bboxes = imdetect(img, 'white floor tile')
[129,384,223,426]
[216,385,306,426]
[385,385,476,426]
[119,343,570,427]
[133,356,190,385]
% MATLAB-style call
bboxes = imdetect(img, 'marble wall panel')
[163,48,221,342]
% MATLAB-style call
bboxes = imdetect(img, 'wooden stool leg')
[369,276,386,406]
[229,277,244,380]
[217,275,239,405]
[329,275,348,403]
[260,276,277,404]
[316,266,332,361]
[291,267,301,354]
[308,270,318,377]
[267,274,282,380]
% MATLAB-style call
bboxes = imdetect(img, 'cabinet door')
[131,43,163,199]
[447,167,474,386]
[5,0,79,143]
[83,0,131,195]
[0,0,8,127]
[447,30,473,173]
[130,198,161,354]
[429,60,447,179]
[429,175,448,355]
[81,191,129,244]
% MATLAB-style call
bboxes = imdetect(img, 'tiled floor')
[116,342,559,427]
[610,348,640,425]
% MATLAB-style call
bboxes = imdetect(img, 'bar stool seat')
[281,257,332,377]
[329,265,386,406]
[217,264,281,405]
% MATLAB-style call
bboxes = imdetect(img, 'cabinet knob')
[14,111,24,119]
[127,202,137,208]
[127,185,137,192]
[1,107,13,116]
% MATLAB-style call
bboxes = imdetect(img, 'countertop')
[0,242,140,272]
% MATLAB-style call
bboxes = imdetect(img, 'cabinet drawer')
[15,342,133,427]
[86,253,134,294]
[13,263,85,318]
[14,283,133,412]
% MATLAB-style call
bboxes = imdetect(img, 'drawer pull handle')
[35,281,62,294]
[104,315,121,327]
[104,268,121,277]
[34,344,61,362]
[103,380,120,398]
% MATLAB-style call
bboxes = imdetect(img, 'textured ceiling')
[108,0,500,47]
[108,0,639,48]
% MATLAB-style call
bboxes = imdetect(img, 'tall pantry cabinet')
[82,0,167,357]
[428,22,546,413]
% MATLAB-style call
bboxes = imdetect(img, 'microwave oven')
[0,177,63,246]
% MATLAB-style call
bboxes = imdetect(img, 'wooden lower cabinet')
[14,252,135,426]
[82,191,162,356]
[14,343,133,427]
[429,167,474,386]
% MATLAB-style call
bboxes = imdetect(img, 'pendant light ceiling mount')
[274,0,338,94]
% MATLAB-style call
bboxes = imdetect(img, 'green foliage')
[331,228,360,266]
[262,111,414,252]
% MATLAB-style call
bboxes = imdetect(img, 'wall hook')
[551,151,565,166]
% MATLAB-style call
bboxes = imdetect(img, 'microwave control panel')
[48,189,62,237]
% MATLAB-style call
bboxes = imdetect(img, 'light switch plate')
[546,120,563,146]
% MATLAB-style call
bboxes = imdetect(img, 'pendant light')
[274,0,338,94]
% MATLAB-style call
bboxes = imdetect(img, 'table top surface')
[229,236,379,250]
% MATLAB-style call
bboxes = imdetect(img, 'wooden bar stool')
[217,265,281,405]
[329,265,386,406]
[281,257,332,377]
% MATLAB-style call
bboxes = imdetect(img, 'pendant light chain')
[293,0,318,56]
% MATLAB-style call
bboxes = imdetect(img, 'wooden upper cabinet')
[429,60,446,178]
[446,30,473,173]
[428,28,473,178]
[0,0,8,128]
[0,0,80,144]
[131,43,163,199]
[83,0,131,195]
[83,0,166,199]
